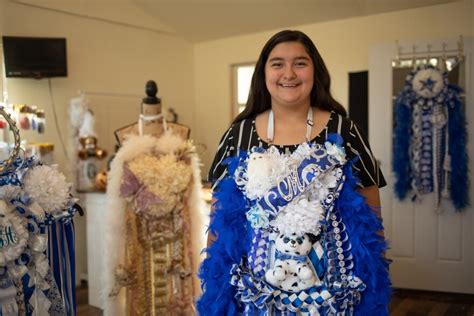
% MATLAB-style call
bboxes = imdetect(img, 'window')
[232,63,255,117]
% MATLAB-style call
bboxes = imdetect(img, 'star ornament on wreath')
[411,65,446,99]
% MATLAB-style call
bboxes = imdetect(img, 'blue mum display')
[197,141,390,315]
[0,157,78,315]
[393,64,468,210]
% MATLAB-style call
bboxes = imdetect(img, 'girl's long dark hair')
[233,30,347,124]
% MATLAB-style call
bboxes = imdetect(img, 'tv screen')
[2,36,67,78]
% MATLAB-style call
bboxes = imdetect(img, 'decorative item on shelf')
[24,143,55,165]
[0,104,46,134]
[77,136,107,192]
[18,105,30,130]
[70,96,109,192]
[37,143,54,165]
[36,109,45,134]
[95,170,108,191]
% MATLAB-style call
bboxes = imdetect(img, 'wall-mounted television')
[2,36,67,79]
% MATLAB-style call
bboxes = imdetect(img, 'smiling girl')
[198,30,391,316]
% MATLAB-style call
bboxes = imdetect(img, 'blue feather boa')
[338,163,391,315]
[393,95,413,200]
[447,84,469,210]
[197,154,391,315]
[197,153,252,315]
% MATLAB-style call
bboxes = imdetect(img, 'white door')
[368,38,474,294]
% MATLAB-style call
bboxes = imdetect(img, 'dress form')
[114,80,190,144]
[105,80,201,316]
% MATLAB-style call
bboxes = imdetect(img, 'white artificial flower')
[29,234,48,253]
[271,196,324,236]
[321,169,339,189]
[22,165,71,214]
[412,67,444,98]
[325,142,346,163]
[246,151,278,199]
[268,150,288,184]
[290,142,314,162]
[0,209,28,267]
[311,180,329,202]
[310,168,344,201]
[0,185,21,200]
[246,204,270,229]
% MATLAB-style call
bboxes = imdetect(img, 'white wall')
[3,1,195,174]
[194,0,474,176]
[3,1,195,285]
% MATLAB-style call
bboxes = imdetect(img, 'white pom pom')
[246,152,275,199]
[22,165,71,214]
[271,197,324,236]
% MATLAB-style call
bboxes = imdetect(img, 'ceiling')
[13,0,461,42]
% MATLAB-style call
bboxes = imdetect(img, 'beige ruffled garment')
[103,132,206,316]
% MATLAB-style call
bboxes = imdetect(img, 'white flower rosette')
[0,201,28,267]
[243,148,286,200]
[412,67,444,98]
[22,165,71,216]
[324,141,346,164]
[270,196,324,237]
[0,185,22,200]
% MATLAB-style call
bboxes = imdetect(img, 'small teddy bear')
[265,232,318,292]
[246,152,274,199]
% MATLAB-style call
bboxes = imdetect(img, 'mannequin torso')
[114,81,190,145]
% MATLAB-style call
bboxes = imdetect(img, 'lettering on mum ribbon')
[0,225,19,248]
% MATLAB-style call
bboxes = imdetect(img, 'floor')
[389,289,474,316]
[77,287,474,315]
[76,286,102,316]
